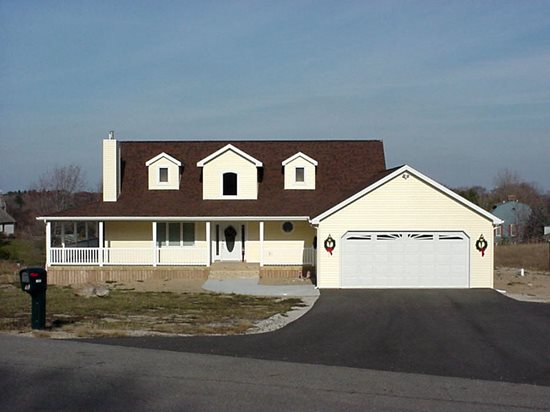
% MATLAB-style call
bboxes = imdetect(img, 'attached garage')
[340,231,469,288]
[312,165,502,289]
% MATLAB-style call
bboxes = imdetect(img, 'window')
[509,224,517,237]
[168,223,180,246]
[223,172,237,196]
[157,222,195,246]
[495,226,502,237]
[282,221,294,233]
[295,167,305,182]
[159,167,168,183]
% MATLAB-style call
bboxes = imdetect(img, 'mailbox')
[20,268,47,293]
[19,267,47,329]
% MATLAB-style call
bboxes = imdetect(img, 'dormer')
[282,152,317,190]
[145,152,182,190]
[197,144,262,200]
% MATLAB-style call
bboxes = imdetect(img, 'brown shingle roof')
[53,140,386,219]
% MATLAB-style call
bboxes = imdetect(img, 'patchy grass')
[495,243,550,271]
[0,285,304,337]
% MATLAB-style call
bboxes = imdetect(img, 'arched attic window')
[223,172,237,196]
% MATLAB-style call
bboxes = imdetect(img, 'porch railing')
[50,247,100,265]
[49,246,316,266]
[49,247,207,266]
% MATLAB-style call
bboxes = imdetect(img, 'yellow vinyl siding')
[284,157,316,190]
[194,223,207,254]
[102,139,118,202]
[105,221,207,247]
[264,221,315,243]
[105,221,152,248]
[317,174,494,288]
[202,150,258,199]
[245,222,260,262]
[262,221,316,264]
[148,158,180,190]
[241,221,315,263]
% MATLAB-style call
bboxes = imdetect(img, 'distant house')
[0,196,16,236]
[492,200,532,242]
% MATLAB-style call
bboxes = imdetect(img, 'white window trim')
[197,144,263,167]
[157,222,196,247]
[282,152,318,167]
[145,152,182,167]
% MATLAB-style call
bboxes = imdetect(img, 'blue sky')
[1,0,549,193]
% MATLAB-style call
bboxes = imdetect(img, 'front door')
[221,224,242,261]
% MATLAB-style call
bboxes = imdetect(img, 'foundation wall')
[259,265,315,279]
[48,266,208,285]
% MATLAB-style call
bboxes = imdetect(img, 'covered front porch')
[44,219,317,268]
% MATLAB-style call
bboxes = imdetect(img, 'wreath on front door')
[476,234,488,257]
[324,235,336,255]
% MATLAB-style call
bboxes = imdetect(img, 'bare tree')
[493,169,522,189]
[30,164,87,215]
[491,169,542,207]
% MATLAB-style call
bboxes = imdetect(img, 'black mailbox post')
[19,268,47,329]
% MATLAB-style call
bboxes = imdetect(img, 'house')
[0,196,16,237]
[491,200,532,242]
[38,134,502,288]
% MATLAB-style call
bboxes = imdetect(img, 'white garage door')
[341,232,469,288]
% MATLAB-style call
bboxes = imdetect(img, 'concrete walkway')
[202,278,320,297]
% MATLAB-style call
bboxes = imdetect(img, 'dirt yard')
[494,267,550,303]
[494,242,550,303]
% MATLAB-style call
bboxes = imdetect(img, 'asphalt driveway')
[89,289,550,385]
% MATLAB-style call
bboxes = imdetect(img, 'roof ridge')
[119,139,384,143]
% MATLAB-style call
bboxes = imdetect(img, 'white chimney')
[103,131,120,202]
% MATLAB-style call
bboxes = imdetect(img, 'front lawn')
[0,285,303,337]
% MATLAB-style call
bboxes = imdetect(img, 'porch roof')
[41,140,388,221]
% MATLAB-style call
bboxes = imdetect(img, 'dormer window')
[145,152,181,190]
[295,167,305,183]
[159,168,169,183]
[282,152,317,190]
[223,172,238,196]
[197,144,262,200]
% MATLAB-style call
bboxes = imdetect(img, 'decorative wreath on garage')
[476,234,488,257]
[324,235,336,255]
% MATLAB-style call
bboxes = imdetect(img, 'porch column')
[98,221,104,267]
[205,221,211,267]
[152,222,158,267]
[259,221,264,267]
[45,221,51,268]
